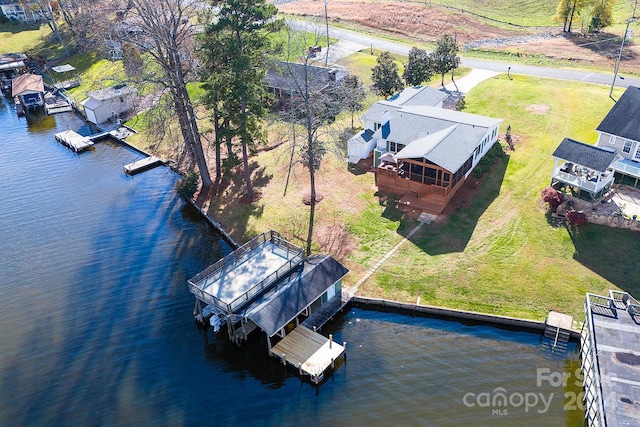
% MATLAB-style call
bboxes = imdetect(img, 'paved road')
[288,20,640,89]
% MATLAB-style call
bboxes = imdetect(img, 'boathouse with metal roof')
[188,230,349,383]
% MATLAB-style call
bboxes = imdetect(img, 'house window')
[623,140,633,154]
[609,134,616,144]
[388,141,405,153]
[373,122,381,131]
[634,145,640,161]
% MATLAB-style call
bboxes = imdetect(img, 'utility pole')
[324,0,330,67]
[610,0,638,99]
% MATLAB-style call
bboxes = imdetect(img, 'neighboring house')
[348,86,502,214]
[265,61,347,109]
[595,86,640,187]
[81,84,137,125]
[0,1,43,23]
[550,138,620,200]
[12,73,44,116]
[0,52,26,93]
[348,86,448,162]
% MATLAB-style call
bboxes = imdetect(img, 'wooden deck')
[123,156,162,174]
[271,325,345,383]
[54,129,93,152]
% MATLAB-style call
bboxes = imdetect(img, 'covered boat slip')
[271,326,345,384]
[188,231,304,314]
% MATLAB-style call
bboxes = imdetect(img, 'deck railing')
[582,293,609,427]
[188,230,304,313]
[553,169,612,194]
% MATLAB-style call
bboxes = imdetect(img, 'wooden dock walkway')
[123,156,162,175]
[271,326,345,384]
[54,129,93,152]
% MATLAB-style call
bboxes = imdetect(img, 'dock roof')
[241,255,348,337]
[12,73,44,97]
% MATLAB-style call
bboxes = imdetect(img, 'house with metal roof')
[349,87,502,214]
[188,230,349,384]
[550,138,621,200]
[595,86,640,187]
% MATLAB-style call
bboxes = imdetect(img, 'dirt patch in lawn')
[525,104,550,115]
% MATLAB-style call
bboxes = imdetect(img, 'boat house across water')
[188,230,349,383]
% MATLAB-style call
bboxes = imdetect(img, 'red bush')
[541,187,563,212]
[566,209,587,227]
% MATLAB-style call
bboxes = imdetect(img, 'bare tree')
[279,30,354,255]
[126,0,212,187]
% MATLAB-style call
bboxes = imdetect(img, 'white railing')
[614,159,640,179]
[553,170,611,194]
[582,293,610,427]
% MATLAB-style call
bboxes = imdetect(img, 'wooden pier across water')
[54,129,93,152]
[271,326,345,384]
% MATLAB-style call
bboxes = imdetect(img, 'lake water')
[0,97,585,426]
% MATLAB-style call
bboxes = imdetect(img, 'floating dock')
[54,129,93,152]
[581,290,640,427]
[123,156,162,175]
[271,326,345,384]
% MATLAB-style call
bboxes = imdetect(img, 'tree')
[430,34,460,86]
[121,42,143,78]
[541,187,564,213]
[371,51,403,98]
[201,0,282,200]
[566,209,588,226]
[127,0,212,187]
[341,75,366,129]
[402,47,433,86]
[590,0,615,32]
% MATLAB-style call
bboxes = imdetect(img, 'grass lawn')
[0,23,51,54]
[356,75,638,321]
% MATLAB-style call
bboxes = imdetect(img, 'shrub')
[566,209,587,227]
[541,187,563,212]
[175,171,199,200]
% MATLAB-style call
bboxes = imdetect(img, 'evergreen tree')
[430,34,460,86]
[371,52,403,98]
[402,47,433,86]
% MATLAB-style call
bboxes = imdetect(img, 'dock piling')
[329,334,333,349]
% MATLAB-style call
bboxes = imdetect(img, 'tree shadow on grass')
[411,148,511,255]
[202,161,271,244]
[567,223,640,297]
[564,32,637,61]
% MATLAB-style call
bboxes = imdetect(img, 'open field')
[278,0,640,76]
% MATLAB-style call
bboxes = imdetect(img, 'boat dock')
[123,156,162,175]
[271,326,345,384]
[188,230,350,384]
[54,129,93,152]
[581,290,640,427]
[44,92,72,115]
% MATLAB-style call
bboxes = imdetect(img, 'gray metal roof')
[597,86,640,143]
[265,61,347,94]
[242,255,348,337]
[381,106,502,172]
[387,86,448,107]
[552,138,619,172]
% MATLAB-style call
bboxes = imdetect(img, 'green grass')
[0,23,51,54]
[361,75,636,320]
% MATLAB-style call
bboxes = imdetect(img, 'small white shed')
[81,84,137,125]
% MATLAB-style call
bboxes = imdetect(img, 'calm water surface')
[0,97,584,426]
